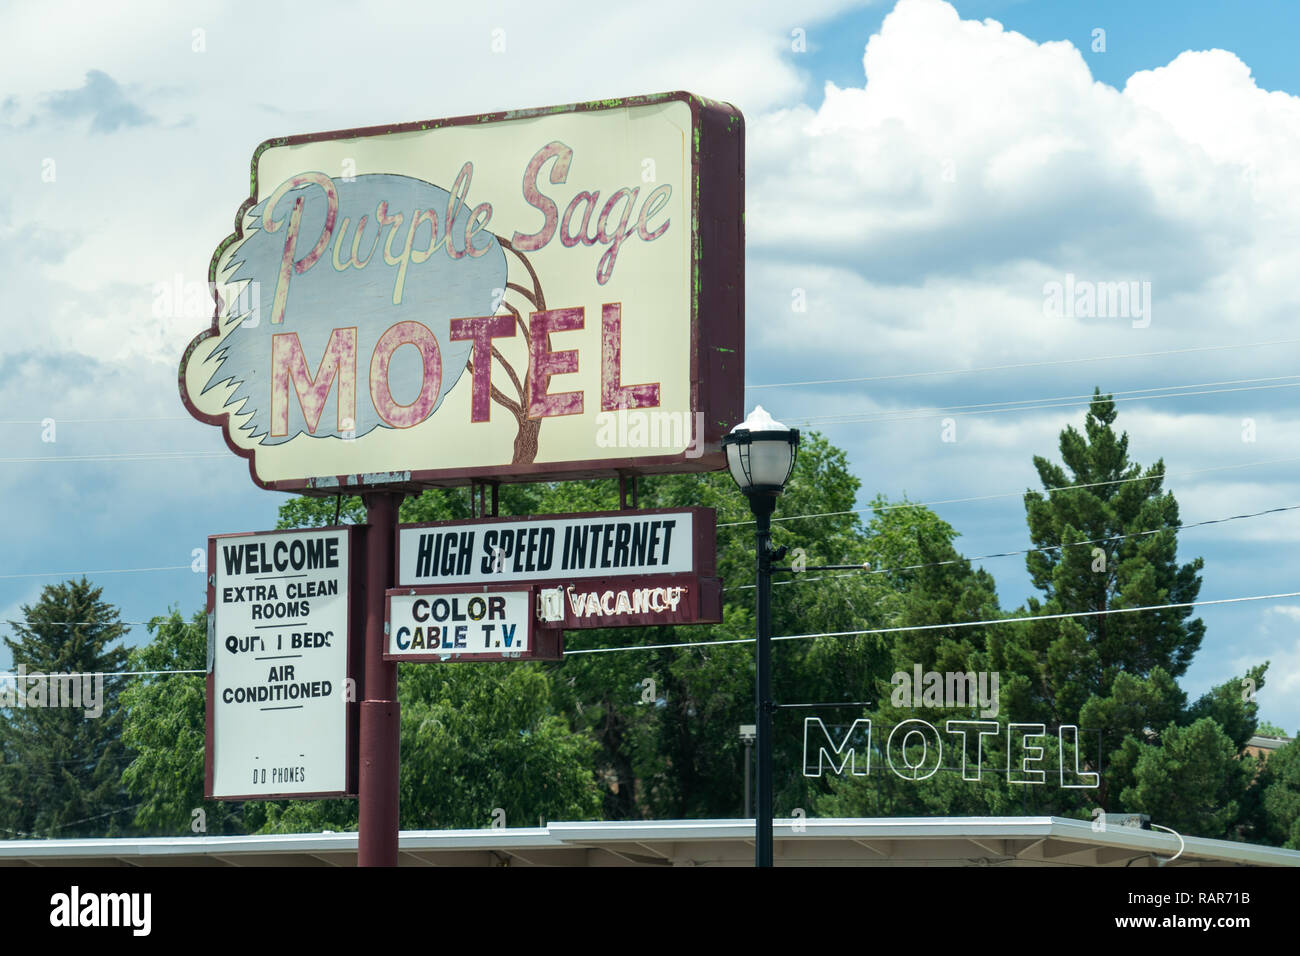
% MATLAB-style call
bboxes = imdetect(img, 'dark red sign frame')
[178,91,744,496]
[535,572,722,630]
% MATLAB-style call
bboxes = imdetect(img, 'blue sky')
[1,0,1298,742]
[808,0,1300,101]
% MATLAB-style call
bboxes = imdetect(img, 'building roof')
[2,816,1297,867]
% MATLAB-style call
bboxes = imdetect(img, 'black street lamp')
[722,406,800,868]
[739,723,756,818]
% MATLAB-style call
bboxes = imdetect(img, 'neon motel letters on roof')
[803,718,1101,787]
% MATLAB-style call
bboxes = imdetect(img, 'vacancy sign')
[537,573,720,630]
[396,507,721,629]
[178,92,744,493]
[206,527,357,800]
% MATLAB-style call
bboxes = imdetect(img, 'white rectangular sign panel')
[206,528,354,800]
[386,587,538,661]
[397,509,697,586]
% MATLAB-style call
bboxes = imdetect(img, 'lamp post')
[722,406,800,868]
[739,724,756,818]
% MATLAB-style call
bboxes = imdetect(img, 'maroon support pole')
[358,492,402,866]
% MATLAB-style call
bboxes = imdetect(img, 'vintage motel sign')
[179,92,744,494]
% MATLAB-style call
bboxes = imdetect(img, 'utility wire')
[3,621,173,627]
[0,452,227,464]
[7,587,1292,671]
[15,497,1294,624]
[14,497,1284,625]
[723,502,1300,591]
[790,380,1300,428]
[792,374,1300,426]
[0,669,204,679]
[12,589,1292,673]
[718,455,1300,528]
[746,336,1300,390]
[562,589,1300,655]
[7,370,1291,431]
[4,338,1293,424]
[0,565,192,581]
[0,416,191,425]
[3,462,1295,583]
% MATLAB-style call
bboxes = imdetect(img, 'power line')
[2,621,166,627]
[563,588,1300,655]
[790,380,1300,428]
[14,589,1293,672]
[791,374,1300,426]
[0,803,144,839]
[49,803,145,833]
[17,496,1293,624]
[4,337,1292,427]
[0,669,204,679]
[21,496,1285,627]
[718,455,1300,529]
[0,452,227,464]
[746,336,1300,391]
[2,457,1294,582]
[0,417,192,426]
[723,502,1300,591]
[0,565,191,581]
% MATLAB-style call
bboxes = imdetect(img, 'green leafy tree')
[0,579,134,838]
[121,609,254,835]
[1121,717,1252,836]
[825,394,1275,838]
[398,662,602,828]
[1019,390,1204,704]
[248,658,603,834]
[276,431,893,823]
[992,393,1206,812]
[987,392,1270,837]
[550,433,896,820]
[274,483,546,530]
[1257,738,1300,848]
[815,498,1013,818]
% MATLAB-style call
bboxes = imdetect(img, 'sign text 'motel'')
[179,92,743,494]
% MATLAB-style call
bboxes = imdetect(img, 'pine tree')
[121,609,250,835]
[0,578,134,838]
[1022,389,1205,701]
[993,390,1267,832]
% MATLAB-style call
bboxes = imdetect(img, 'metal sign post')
[358,493,402,867]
